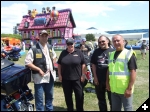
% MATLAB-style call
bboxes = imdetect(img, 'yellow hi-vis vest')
[108,49,134,94]
[130,46,137,58]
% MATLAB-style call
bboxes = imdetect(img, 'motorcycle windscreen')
[1,59,14,70]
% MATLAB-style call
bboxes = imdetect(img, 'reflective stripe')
[124,50,133,73]
[117,59,126,62]
[109,59,127,63]
[109,72,130,75]
[126,50,132,60]
[108,49,132,76]
[98,64,108,65]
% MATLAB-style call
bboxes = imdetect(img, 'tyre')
[28,104,34,111]
[13,58,19,61]
[8,57,11,60]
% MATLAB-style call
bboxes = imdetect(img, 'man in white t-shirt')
[25,30,56,111]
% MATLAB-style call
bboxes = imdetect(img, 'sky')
[1,1,149,34]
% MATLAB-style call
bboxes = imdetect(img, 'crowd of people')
[23,29,139,111]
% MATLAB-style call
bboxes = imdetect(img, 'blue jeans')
[111,92,133,111]
[34,76,54,111]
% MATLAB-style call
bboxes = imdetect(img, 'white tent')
[81,27,108,34]
[80,27,144,41]
[80,33,144,40]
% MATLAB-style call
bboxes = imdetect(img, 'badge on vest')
[36,53,42,58]
[49,49,52,52]
[73,54,78,56]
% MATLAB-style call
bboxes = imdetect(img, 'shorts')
[141,49,146,53]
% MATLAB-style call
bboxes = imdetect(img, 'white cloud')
[106,1,147,6]
[110,1,132,6]
[1,3,28,34]
[32,1,43,5]
[135,1,147,3]
[54,1,114,17]
[1,1,148,34]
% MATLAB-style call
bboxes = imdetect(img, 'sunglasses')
[99,41,105,44]
[67,43,73,46]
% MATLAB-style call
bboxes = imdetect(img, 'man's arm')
[124,69,136,98]
[127,69,136,90]
[106,69,110,91]
[57,51,63,82]
[124,54,137,98]
[52,47,57,63]
[127,54,137,90]
[92,63,99,85]
[52,47,57,59]
[58,64,62,82]
[81,63,86,82]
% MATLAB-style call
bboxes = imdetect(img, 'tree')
[85,34,95,41]
[1,34,22,40]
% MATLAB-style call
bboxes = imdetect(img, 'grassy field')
[12,44,149,111]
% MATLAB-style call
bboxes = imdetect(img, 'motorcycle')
[1,58,34,111]
[1,47,21,61]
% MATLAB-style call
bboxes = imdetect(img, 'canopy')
[1,37,21,45]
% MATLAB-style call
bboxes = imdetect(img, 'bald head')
[112,34,124,40]
[112,34,125,51]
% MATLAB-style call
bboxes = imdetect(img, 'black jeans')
[95,81,112,111]
[62,79,84,111]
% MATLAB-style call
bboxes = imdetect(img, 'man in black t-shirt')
[91,35,114,111]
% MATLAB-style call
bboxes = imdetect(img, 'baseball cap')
[40,30,48,36]
[66,38,75,44]
[82,38,86,42]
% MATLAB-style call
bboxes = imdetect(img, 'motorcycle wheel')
[28,104,34,111]
[8,57,11,60]
[13,58,19,61]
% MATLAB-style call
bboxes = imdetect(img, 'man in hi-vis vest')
[106,34,137,111]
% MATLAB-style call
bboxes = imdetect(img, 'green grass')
[12,48,149,111]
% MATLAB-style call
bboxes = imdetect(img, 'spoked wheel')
[13,58,19,61]
[28,104,34,111]
[8,56,11,60]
